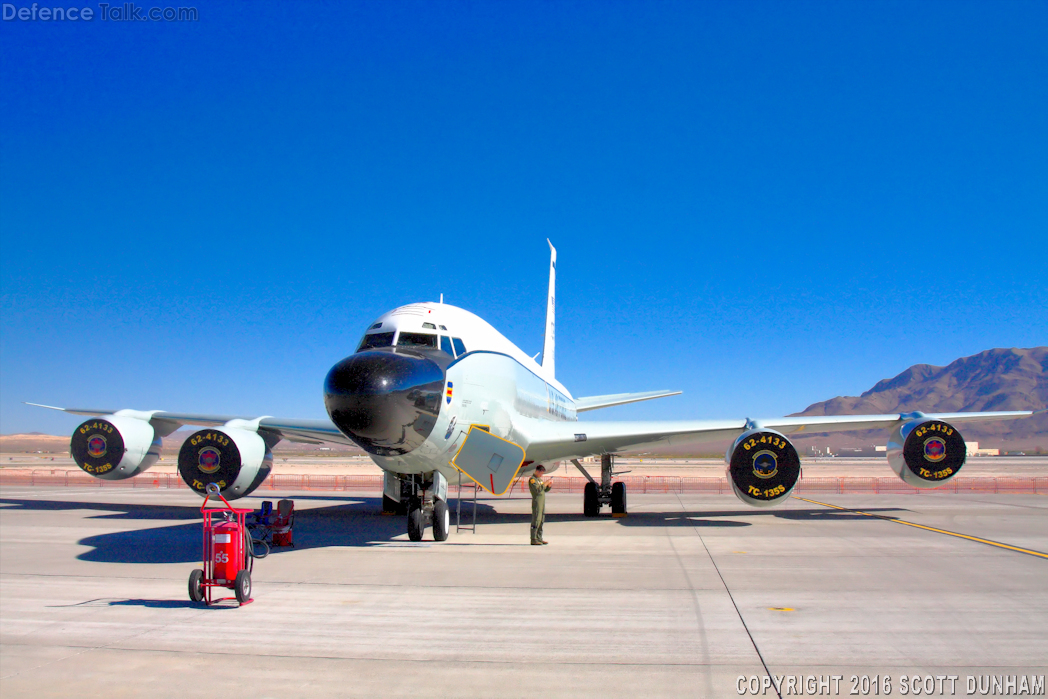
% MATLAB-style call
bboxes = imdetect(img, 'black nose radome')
[324,349,445,456]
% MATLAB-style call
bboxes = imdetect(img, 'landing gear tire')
[188,569,204,603]
[432,499,450,541]
[407,500,425,541]
[583,482,600,517]
[234,569,252,604]
[611,481,627,515]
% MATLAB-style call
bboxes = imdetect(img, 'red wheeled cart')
[188,483,254,606]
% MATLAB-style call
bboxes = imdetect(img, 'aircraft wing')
[574,390,682,412]
[24,403,354,446]
[520,410,1041,463]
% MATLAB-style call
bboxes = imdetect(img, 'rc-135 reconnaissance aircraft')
[30,242,1042,542]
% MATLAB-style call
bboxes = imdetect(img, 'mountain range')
[791,347,1047,450]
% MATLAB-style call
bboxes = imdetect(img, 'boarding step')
[456,471,478,533]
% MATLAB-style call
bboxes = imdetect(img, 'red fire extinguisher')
[189,483,255,606]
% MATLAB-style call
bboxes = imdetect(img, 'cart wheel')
[188,569,204,603]
[234,569,252,604]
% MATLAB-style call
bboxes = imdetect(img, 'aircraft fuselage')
[323,302,576,484]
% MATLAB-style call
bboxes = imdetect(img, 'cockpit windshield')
[356,332,395,352]
[396,332,438,349]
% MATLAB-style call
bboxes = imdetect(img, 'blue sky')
[2,0,1046,436]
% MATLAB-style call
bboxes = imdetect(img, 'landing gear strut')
[386,471,451,541]
[574,454,628,517]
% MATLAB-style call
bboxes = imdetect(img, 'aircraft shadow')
[0,498,201,520]
[0,496,910,564]
[46,597,198,609]
[108,598,201,609]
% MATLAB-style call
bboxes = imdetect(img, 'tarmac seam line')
[0,642,742,667]
[794,497,1048,559]
[673,492,783,699]
[0,607,211,681]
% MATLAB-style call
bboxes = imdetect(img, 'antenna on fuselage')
[440,293,443,304]
[542,240,556,377]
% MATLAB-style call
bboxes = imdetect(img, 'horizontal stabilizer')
[574,390,682,412]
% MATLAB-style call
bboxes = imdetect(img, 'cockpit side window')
[452,337,467,356]
[439,336,455,357]
[357,331,395,352]
[397,332,438,349]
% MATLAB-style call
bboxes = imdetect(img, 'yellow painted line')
[794,496,1048,560]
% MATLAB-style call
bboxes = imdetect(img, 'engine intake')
[177,426,273,500]
[727,429,801,507]
[71,416,161,480]
[887,418,965,488]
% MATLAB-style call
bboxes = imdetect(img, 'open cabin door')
[451,425,526,496]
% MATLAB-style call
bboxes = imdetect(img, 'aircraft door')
[452,425,525,496]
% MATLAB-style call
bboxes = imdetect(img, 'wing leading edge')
[521,409,1042,463]
[24,403,353,446]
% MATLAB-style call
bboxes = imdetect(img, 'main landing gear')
[383,471,451,542]
[574,454,628,517]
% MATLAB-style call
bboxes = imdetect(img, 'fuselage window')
[452,337,467,356]
[370,322,383,329]
[439,325,448,331]
[422,322,436,329]
[397,332,438,349]
[439,336,455,357]
[357,331,395,352]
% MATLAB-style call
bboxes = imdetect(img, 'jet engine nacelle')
[887,418,965,488]
[71,415,161,480]
[177,426,273,500]
[726,429,801,507]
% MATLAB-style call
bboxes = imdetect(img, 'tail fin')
[542,240,556,376]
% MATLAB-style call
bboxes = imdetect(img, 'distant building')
[813,448,888,459]
[965,441,1000,457]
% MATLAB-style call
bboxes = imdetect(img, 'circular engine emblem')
[923,437,947,462]
[86,435,107,458]
[198,447,222,473]
[752,450,779,479]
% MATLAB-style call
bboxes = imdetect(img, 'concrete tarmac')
[1,486,1046,698]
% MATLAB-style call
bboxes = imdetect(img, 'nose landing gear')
[387,471,451,542]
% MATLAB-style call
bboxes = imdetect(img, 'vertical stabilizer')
[542,240,556,376]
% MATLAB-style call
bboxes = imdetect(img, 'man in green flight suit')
[529,465,552,545]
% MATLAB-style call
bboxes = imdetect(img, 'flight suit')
[529,475,552,544]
